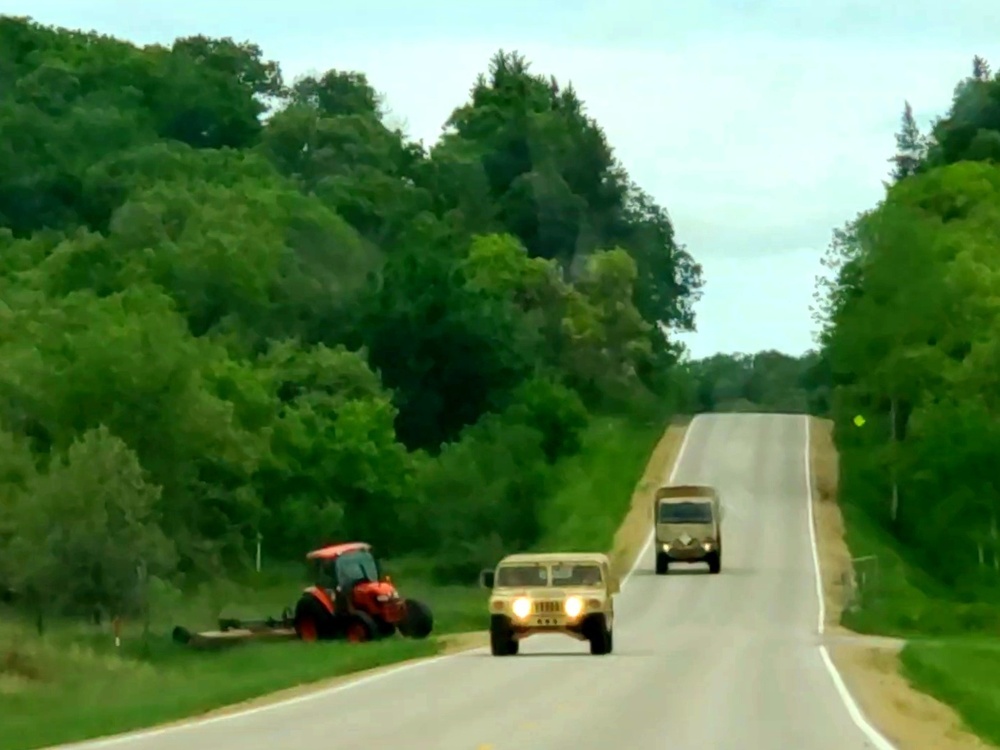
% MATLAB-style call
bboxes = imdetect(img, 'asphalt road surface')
[59,413,894,750]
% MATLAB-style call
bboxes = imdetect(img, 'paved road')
[61,413,892,750]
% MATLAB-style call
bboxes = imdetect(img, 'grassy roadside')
[1,414,679,750]
[538,415,670,554]
[810,416,1000,748]
[843,506,1000,746]
[900,639,1000,747]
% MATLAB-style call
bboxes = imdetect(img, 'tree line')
[682,349,829,415]
[814,54,1000,597]
[0,17,703,620]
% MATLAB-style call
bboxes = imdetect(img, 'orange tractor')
[292,542,432,642]
[174,542,433,648]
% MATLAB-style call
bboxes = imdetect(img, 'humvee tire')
[489,615,518,656]
[707,551,721,574]
[587,615,612,655]
[655,552,669,575]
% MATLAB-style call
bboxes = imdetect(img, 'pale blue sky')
[7,1,999,358]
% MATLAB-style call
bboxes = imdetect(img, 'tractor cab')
[311,543,383,591]
[306,542,398,607]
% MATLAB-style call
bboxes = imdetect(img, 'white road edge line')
[50,416,700,750]
[803,415,897,750]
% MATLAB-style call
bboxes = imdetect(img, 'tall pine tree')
[887,100,926,182]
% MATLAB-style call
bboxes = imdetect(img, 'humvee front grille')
[533,600,562,614]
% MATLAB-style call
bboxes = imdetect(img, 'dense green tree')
[816,55,1000,597]
[0,16,703,600]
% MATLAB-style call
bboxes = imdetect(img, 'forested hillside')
[0,17,702,617]
[683,349,829,415]
[815,54,1000,601]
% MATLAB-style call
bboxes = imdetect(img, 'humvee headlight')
[512,597,531,619]
[564,596,583,618]
[702,541,713,551]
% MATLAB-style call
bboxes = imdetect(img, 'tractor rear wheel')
[294,595,333,642]
[398,598,433,639]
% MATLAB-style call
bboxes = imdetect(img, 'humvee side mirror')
[610,577,620,594]
[480,570,495,589]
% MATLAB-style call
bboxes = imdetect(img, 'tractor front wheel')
[398,598,433,639]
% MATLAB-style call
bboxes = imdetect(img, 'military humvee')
[479,552,617,656]
[653,484,723,574]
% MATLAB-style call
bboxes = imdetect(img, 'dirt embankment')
[808,416,992,750]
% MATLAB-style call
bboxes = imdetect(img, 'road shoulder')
[809,416,991,750]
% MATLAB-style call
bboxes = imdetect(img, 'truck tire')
[707,551,721,574]
[655,552,669,575]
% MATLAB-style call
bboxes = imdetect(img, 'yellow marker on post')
[853,415,865,427]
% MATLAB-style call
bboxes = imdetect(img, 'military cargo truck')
[653,484,723,575]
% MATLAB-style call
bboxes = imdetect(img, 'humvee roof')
[498,552,610,565]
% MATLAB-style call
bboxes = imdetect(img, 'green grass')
[900,639,1000,747]
[837,494,1000,745]
[537,415,664,551]
[839,502,955,637]
[0,570,483,750]
[839,502,1000,637]
[0,619,439,750]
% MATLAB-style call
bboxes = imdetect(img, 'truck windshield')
[658,501,714,524]
[496,565,548,587]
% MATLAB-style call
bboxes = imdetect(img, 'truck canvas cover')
[654,484,717,502]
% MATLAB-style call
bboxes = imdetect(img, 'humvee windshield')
[658,501,714,524]
[496,565,548,587]
[495,562,603,587]
[551,563,603,586]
